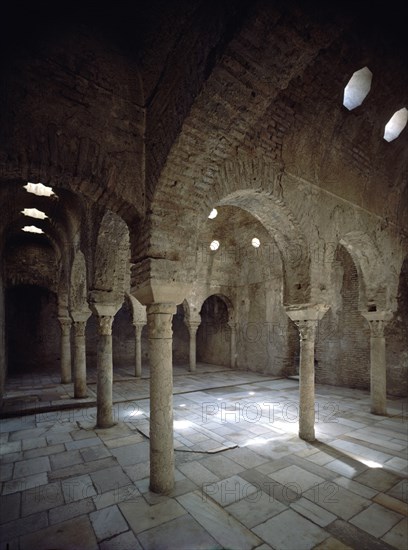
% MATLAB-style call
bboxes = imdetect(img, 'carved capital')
[73,320,87,337]
[293,319,318,341]
[98,315,114,336]
[58,317,72,335]
[361,311,392,338]
[147,303,176,339]
[185,321,200,335]
[366,319,388,338]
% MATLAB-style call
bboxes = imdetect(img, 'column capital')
[73,320,87,337]
[58,317,72,331]
[133,321,146,331]
[361,311,393,337]
[285,303,330,322]
[293,319,318,341]
[97,315,114,336]
[185,320,201,333]
[147,303,176,339]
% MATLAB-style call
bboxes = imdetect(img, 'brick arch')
[198,293,234,324]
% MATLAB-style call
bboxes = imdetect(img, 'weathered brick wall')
[316,246,370,389]
[386,257,408,396]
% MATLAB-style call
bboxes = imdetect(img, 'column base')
[299,430,316,442]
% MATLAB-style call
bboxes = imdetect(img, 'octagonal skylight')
[384,107,408,142]
[24,182,55,197]
[208,208,218,219]
[343,67,373,110]
[210,240,220,251]
[22,208,48,220]
[22,225,44,234]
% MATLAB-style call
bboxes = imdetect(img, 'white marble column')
[362,311,392,416]
[134,323,144,378]
[186,322,200,372]
[58,317,72,384]
[286,305,329,442]
[72,320,88,398]
[96,315,115,428]
[147,303,176,494]
[229,322,237,369]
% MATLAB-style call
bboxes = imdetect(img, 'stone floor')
[0,365,407,549]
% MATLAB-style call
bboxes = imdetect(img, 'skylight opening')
[384,107,408,142]
[210,240,220,251]
[22,208,48,220]
[343,67,373,110]
[24,182,55,197]
[22,225,44,234]
[252,237,260,248]
[208,208,218,219]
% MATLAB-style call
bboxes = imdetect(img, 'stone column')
[58,317,72,384]
[286,305,329,442]
[362,311,392,416]
[72,319,89,398]
[147,303,176,494]
[96,315,115,428]
[185,321,200,372]
[229,322,237,369]
[134,323,144,378]
[294,319,318,441]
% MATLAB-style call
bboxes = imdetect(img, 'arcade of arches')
[0,1,407,549]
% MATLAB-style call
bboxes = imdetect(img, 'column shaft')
[148,303,176,494]
[73,322,88,398]
[229,324,237,369]
[96,316,114,428]
[370,334,386,414]
[295,320,317,442]
[134,324,144,378]
[186,323,199,373]
[59,318,72,384]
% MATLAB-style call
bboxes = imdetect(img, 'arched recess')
[172,303,190,366]
[316,244,370,389]
[5,284,60,377]
[214,190,310,306]
[385,255,408,396]
[337,231,386,310]
[197,294,233,367]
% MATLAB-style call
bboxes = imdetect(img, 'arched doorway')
[5,284,60,376]
[197,295,231,367]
